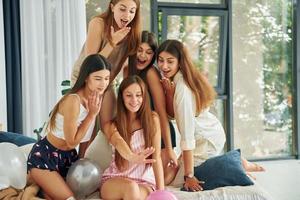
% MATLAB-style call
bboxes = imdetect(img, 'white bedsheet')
[165,184,273,200]
[86,184,273,200]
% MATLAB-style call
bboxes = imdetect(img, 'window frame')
[151,0,300,160]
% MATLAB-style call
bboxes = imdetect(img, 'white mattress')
[86,184,273,200]
[165,184,273,200]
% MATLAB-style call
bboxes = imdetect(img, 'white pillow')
[84,131,112,171]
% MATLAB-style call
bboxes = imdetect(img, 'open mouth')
[137,58,147,65]
[120,19,128,27]
[162,70,170,77]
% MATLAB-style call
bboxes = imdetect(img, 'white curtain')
[0,0,7,131]
[20,0,86,137]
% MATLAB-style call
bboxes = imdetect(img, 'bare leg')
[242,157,265,172]
[101,177,152,200]
[30,169,74,200]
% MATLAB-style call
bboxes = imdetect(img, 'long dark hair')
[114,75,155,170]
[157,40,216,115]
[128,30,158,76]
[48,54,111,132]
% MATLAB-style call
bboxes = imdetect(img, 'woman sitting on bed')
[157,39,264,192]
[100,76,164,200]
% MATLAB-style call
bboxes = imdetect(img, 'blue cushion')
[0,131,37,146]
[194,149,254,190]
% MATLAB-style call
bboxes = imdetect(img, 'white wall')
[0,0,7,131]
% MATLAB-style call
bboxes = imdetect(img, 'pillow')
[194,149,254,190]
[84,131,112,171]
[0,131,36,146]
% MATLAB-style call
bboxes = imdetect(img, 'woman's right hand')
[183,176,204,192]
[127,147,156,164]
[87,91,102,117]
[160,77,175,96]
[111,26,131,45]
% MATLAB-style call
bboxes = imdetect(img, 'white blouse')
[173,71,226,151]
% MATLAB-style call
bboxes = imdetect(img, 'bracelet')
[184,173,194,181]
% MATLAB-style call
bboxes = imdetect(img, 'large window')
[154,1,228,148]
[160,12,227,91]
[158,0,223,4]
[232,0,293,159]
[154,0,296,159]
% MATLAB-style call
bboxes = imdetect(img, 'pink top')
[101,129,156,189]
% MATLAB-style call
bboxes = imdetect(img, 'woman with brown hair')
[157,40,264,192]
[100,76,164,200]
[27,54,111,200]
[71,0,141,134]
[125,30,178,176]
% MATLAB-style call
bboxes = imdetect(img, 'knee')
[124,181,141,200]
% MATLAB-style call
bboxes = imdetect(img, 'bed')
[6,134,273,200]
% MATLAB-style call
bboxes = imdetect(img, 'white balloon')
[0,142,27,189]
[0,175,10,190]
[66,158,102,198]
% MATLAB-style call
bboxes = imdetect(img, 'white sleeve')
[174,82,196,151]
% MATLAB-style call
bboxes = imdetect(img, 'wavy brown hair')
[48,54,111,132]
[114,75,155,170]
[98,0,141,56]
[128,30,158,76]
[157,40,216,115]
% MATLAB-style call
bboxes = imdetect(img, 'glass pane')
[166,15,220,87]
[158,0,222,4]
[232,0,293,159]
[85,0,151,30]
[210,99,227,152]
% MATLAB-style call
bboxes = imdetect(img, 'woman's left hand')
[160,78,175,95]
[183,176,204,192]
[166,149,178,168]
[87,91,102,117]
[127,147,156,164]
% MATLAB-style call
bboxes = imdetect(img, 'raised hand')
[127,147,156,164]
[111,26,131,46]
[87,91,102,117]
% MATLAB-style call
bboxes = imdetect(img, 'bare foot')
[246,172,256,180]
[242,158,265,172]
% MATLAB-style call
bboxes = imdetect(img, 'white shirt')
[173,71,226,151]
